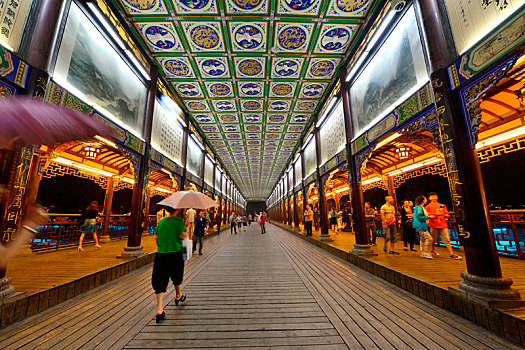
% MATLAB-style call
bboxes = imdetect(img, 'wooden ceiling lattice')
[111,0,381,198]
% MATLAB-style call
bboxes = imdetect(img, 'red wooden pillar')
[340,66,374,255]
[314,126,331,240]
[99,176,114,242]
[122,65,158,258]
[292,166,300,230]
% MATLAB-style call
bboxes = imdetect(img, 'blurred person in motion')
[152,206,187,323]
[413,196,434,259]
[78,201,101,252]
[425,192,462,260]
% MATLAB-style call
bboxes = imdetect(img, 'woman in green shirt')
[152,206,187,323]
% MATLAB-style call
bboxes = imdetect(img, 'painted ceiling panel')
[113,0,380,198]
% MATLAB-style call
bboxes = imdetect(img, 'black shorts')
[152,251,184,294]
[329,217,338,225]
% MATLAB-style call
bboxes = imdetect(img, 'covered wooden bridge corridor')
[0,224,518,350]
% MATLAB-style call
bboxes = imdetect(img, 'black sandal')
[155,311,165,323]
[175,294,186,306]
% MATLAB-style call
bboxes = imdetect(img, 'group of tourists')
[302,204,343,236]
[367,193,462,260]
[228,211,267,234]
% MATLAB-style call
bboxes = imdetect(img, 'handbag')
[182,238,192,261]
[386,216,395,225]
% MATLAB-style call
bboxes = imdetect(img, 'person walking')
[400,200,417,252]
[229,211,237,234]
[203,210,211,231]
[259,212,267,234]
[237,215,242,231]
[381,196,399,255]
[328,208,339,234]
[185,208,196,239]
[364,202,377,245]
[242,215,247,231]
[192,211,207,256]
[413,196,434,259]
[425,192,462,260]
[214,209,222,235]
[313,205,319,231]
[248,214,252,226]
[152,206,187,323]
[303,204,313,236]
[78,201,101,252]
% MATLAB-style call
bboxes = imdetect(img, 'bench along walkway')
[0,224,520,349]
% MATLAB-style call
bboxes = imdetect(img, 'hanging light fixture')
[83,145,100,160]
[395,144,411,160]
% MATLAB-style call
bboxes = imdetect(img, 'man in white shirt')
[186,208,196,239]
[381,196,399,255]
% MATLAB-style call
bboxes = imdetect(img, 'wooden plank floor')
[7,235,159,296]
[290,224,525,303]
[0,224,519,349]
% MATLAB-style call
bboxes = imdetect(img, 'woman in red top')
[424,192,462,260]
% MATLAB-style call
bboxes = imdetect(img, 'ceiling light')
[346,10,396,83]
[384,156,441,176]
[361,176,381,185]
[87,2,126,50]
[191,133,205,150]
[94,135,117,148]
[316,97,337,128]
[124,49,150,81]
[475,125,525,149]
[53,157,116,177]
[302,134,314,149]
[374,132,401,150]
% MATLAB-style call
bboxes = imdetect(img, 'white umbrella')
[157,190,218,210]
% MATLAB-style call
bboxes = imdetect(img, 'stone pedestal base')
[452,271,523,307]
[99,235,111,243]
[119,245,145,259]
[351,243,377,256]
[0,277,24,305]
[318,233,333,242]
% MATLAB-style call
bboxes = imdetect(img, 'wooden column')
[142,187,151,234]
[180,115,189,190]
[340,66,374,255]
[122,65,158,258]
[21,154,45,221]
[300,151,307,227]
[25,0,66,70]
[315,126,331,240]
[292,166,300,230]
[415,0,519,301]
[387,176,398,210]
[99,176,114,242]
[200,150,206,193]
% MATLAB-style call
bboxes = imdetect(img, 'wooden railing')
[32,214,130,251]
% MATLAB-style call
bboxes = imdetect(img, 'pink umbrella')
[158,190,219,210]
[0,97,113,149]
